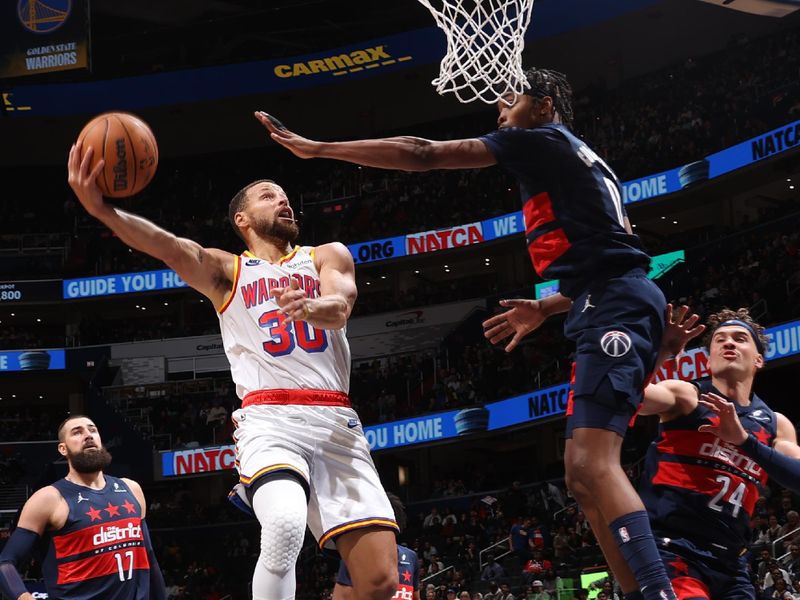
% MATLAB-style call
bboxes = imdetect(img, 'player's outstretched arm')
[482,293,571,353]
[700,394,800,493]
[68,141,235,310]
[255,111,497,172]
[271,242,356,330]
[0,487,61,600]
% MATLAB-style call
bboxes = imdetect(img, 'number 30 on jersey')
[259,309,328,356]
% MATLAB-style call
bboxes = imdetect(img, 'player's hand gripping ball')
[77,112,159,197]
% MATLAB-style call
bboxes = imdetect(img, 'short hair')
[228,179,274,241]
[704,307,769,354]
[386,491,407,532]
[524,68,574,129]
[57,414,93,442]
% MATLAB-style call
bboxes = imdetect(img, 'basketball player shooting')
[0,416,166,600]
[259,68,677,600]
[65,142,399,600]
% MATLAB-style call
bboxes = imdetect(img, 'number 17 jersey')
[218,246,350,398]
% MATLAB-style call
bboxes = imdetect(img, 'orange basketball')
[77,112,159,198]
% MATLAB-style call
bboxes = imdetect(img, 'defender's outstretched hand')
[482,299,547,353]
[271,277,310,323]
[698,392,749,445]
[67,141,106,216]
[255,111,320,159]
[662,303,706,357]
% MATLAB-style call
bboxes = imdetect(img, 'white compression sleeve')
[250,478,308,600]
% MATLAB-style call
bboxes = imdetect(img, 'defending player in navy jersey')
[0,415,166,600]
[334,492,420,600]
[260,68,674,600]
[640,308,800,599]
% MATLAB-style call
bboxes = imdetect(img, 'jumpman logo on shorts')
[581,295,596,313]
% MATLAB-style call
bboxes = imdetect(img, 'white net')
[417,0,535,105]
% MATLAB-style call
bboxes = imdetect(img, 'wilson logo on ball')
[600,330,632,357]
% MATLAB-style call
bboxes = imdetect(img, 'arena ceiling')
[1,0,798,164]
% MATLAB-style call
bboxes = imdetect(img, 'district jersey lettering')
[639,381,777,555]
[218,246,350,397]
[479,124,650,296]
[42,476,150,599]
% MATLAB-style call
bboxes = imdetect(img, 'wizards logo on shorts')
[601,330,632,357]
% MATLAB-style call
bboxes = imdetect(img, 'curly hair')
[524,68,574,129]
[703,307,769,353]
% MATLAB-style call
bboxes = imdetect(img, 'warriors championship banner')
[0,0,90,79]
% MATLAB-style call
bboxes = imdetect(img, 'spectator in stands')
[764,563,793,590]
[483,582,501,600]
[781,544,800,579]
[480,554,505,582]
[497,583,515,600]
[527,580,551,600]
[509,517,533,562]
[780,511,800,550]
[522,549,551,585]
[425,507,443,530]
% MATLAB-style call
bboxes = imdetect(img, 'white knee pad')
[253,478,307,573]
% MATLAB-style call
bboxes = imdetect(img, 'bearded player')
[0,415,166,600]
[640,308,800,599]
[66,142,398,600]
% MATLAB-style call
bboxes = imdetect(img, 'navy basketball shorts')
[563,270,665,438]
[658,536,754,599]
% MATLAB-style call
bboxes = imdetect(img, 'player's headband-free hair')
[715,319,765,354]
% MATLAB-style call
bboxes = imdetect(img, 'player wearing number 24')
[638,307,800,600]
[65,140,399,600]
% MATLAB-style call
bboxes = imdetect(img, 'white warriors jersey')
[217,246,350,399]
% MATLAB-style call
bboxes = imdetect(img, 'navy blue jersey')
[479,124,650,295]
[639,381,777,557]
[337,544,418,599]
[41,475,150,600]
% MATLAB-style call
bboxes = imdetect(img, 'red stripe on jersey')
[656,430,767,484]
[527,229,571,276]
[566,361,577,417]
[671,575,710,600]
[57,546,149,584]
[53,518,143,558]
[522,192,556,235]
[652,461,759,515]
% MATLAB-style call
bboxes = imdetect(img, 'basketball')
[77,112,159,198]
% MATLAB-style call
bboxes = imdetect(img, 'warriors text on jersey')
[42,476,150,599]
[479,124,650,297]
[639,380,777,555]
[218,246,350,398]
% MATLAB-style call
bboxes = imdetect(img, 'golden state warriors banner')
[0,0,90,79]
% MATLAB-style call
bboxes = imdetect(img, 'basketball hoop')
[417,0,535,105]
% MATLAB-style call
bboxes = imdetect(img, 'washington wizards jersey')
[337,544,418,599]
[218,246,350,398]
[41,476,150,599]
[480,124,650,296]
[639,380,777,555]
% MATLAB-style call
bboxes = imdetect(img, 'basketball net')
[417,0,535,105]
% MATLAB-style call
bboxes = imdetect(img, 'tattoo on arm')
[197,248,204,264]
